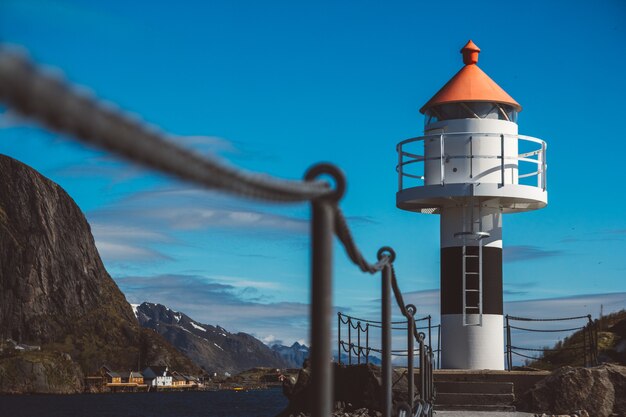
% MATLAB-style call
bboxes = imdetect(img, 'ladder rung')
[465,289,480,292]
[465,272,479,275]
[464,255,479,258]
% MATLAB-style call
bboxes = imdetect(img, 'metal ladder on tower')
[455,202,489,327]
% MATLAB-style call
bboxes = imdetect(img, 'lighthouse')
[396,41,548,369]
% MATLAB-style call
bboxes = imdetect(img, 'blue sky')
[1,0,625,351]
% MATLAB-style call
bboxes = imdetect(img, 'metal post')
[583,324,588,367]
[428,314,433,348]
[366,324,370,365]
[500,134,505,187]
[338,313,341,365]
[440,134,445,186]
[397,144,403,191]
[437,324,441,369]
[309,198,334,417]
[381,264,392,417]
[590,318,600,365]
[419,335,425,407]
[505,315,512,371]
[541,142,547,191]
[469,135,473,179]
[305,163,345,417]
[357,322,362,365]
[407,310,415,409]
[348,321,352,365]
[426,346,435,417]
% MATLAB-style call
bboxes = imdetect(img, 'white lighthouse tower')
[396,41,548,369]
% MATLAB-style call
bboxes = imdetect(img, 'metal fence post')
[419,334,426,409]
[428,315,432,353]
[505,315,512,370]
[437,324,441,369]
[381,263,392,417]
[348,320,352,365]
[337,314,341,365]
[305,164,345,417]
[366,323,370,365]
[583,324,588,367]
[357,322,362,365]
[406,305,417,410]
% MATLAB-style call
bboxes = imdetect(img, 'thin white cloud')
[88,185,308,238]
[91,223,171,242]
[260,335,283,346]
[91,223,174,262]
[95,241,171,262]
[211,275,283,290]
[503,245,562,263]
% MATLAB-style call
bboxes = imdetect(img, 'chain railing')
[337,312,440,367]
[0,47,435,417]
[505,314,598,370]
[387,271,435,417]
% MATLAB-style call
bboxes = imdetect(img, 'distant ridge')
[272,341,310,368]
[135,302,293,374]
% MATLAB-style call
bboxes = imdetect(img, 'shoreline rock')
[518,363,626,417]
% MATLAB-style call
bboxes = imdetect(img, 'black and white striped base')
[439,206,504,370]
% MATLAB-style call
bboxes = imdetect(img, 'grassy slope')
[528,309,626,370]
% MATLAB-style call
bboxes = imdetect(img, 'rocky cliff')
[135,302,288,374]
[0,154,197,391]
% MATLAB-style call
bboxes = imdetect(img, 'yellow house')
[100,366,121,384]
[121,371,144,385]
[171,371,187,386]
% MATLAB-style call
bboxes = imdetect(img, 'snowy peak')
[135,302,288,374]
[272,342,310,368]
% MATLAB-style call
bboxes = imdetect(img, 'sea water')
[0,388,288,417]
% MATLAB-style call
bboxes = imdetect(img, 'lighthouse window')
[425,102,518,125]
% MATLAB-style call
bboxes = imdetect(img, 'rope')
[0,48,330,202]
[511,345,584,352]
[338,312,429,326]
[333,206,388,273]
[510,350,541,361]
[507,315,590,322]
[509,325,585,333]
[390,265,410,318]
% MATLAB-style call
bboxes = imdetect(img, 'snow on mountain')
[135,302,288,374]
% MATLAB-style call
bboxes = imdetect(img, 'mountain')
[336,353,381,367]
[271,342,309,368]
[0,155,197,392]
[135,302,288,374]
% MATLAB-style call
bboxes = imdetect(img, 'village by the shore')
[85,364,299,393]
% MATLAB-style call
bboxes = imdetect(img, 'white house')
[142,366,173,387]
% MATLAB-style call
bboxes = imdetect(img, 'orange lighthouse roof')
[419,41,521,114]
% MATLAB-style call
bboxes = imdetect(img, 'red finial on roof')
[419,41,521,113]
[461,40,480,65]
